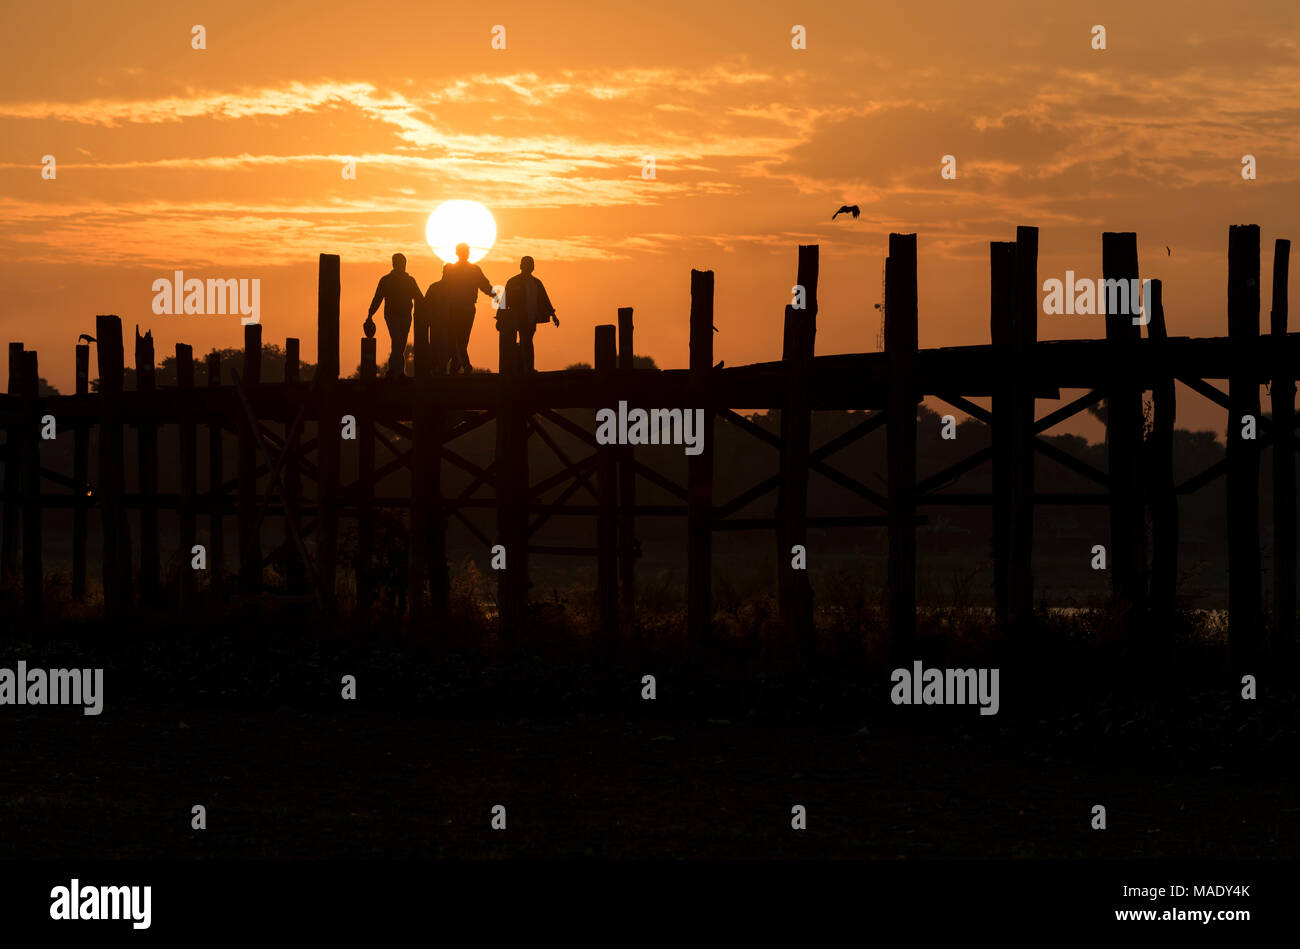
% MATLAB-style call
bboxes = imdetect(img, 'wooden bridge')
[1,225,1294,667]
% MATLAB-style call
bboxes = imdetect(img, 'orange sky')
[3,0,1299,437]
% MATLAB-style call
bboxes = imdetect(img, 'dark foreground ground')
[1,613,1297,860]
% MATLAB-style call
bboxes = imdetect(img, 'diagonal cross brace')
[231,369,324,610]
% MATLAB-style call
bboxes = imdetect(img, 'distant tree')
[564,355,658,372]
[97,344,315,391]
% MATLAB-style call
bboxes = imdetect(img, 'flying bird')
[1166,246,1171,256]
[832,205,860,221]
[77,334,96,344]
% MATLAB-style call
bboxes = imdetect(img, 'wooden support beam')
[357,336,376,614]
[718,515,905,530]
[19,351,40,621]
[1146,279,1178,630]
[811,411,886,458]
[1174,375,1232,412]
[529,452,597,501]
[718,474,782,519]
[990,240,1015,625]
[1227,224,1262,666]
[1103,231,1147,626]
[72,342,89,598]
[527,470,589,536]
[427,397,450,634]
[409,329,430,630]
[238,323,262,595]
[2,342,22,578]
[135,328,159,604]
[229,376,323,613]
[529,419,598,500]
[778,244,817,650]
[1009,226,1038,629]
[528,545,599,557]
[495,313,529,640]
[617,306,637,631]
[933,392,993,426]
[1034,389,1104,433]
[687,269,716,645]
[177,343,196,609]
[283,338,305,595]
[97,315,130,618]
[317,254,341,607]
[449,507,491,548]
[717,407,782,449]
[595,324,619,643]
[536,407,691,501]
[206,350,224,598]
[886,233,918,654]
[919,446,994,497]
[1271,238,1294,660]
[1031,438,1109,487]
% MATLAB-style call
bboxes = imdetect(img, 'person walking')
[440,243,494,374]
[497,256,558,373]
[364,253,423,378]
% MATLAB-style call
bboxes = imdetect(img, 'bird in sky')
[77,333,96,343]
[832,205,860,220]
[1166,246,1172,256]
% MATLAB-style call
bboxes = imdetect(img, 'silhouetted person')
[420,267,454,374]
[441,242,494,374]
[365,253,423,378]
[497,256,558,373]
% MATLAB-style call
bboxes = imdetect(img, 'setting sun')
[426,200,496,264]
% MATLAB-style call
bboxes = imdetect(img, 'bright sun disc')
[426,200,496,264]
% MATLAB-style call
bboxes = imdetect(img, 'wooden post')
[283,338,305,594]
[176,343,196,610]
[1227,224,1262,667]
[778,245,816,650]
[885,234,918,654]
[411,308,449,634]
[238,323,262,595]
[596,325,619,643]
[495,323,529,639]
[617,307,637,630]
[317,254,341,604]
[687,269,715,645]
[97,315,130,618]
[1145,279,1178,630]
[2,342,22,578]
[427,402,450,633]
[413,297,432,379]
[19,351,40,621]
[206,350,225,599]
[410,290,448,632]
[1009,226,1038,628]
[409,328,429,629]
[989,241,1016,626]
[1102,232,1146,626]
[72,342,89,598]
[136,328,159,605]
[357,336,376,613]
[1270,239,1294,660]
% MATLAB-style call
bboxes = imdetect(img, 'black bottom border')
[0,858,1283,935]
